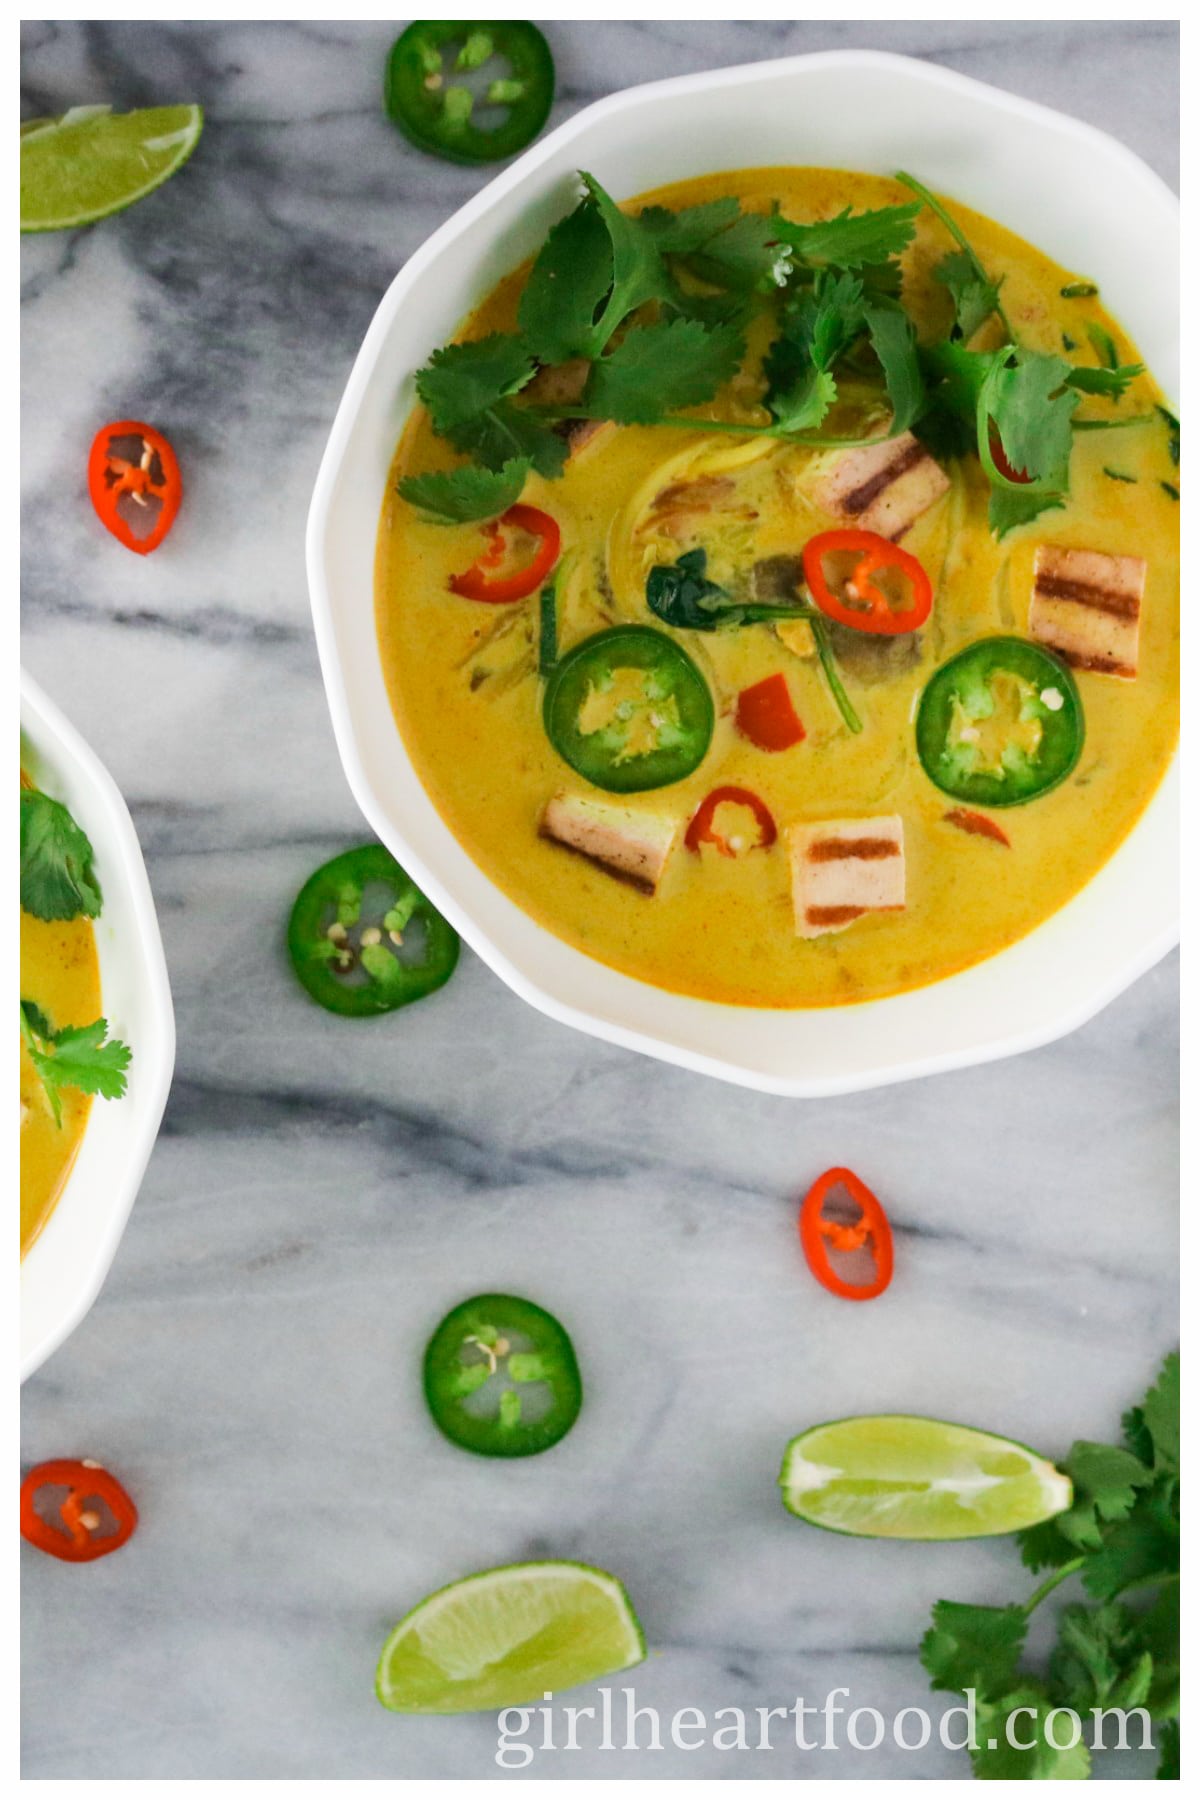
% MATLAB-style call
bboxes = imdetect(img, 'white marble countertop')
[21,19,1178,1780]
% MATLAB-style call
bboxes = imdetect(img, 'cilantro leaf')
[863,302,925,433]
[988,485,1065,539]
[1081,1503,1178,1603]
[921,1600,1026,1700]
[20,787,103,922]
[396,458,529,524]
[934,248,1002,342]
[20,1000,132,1127]
[580,171,680,342]
[584,318,745,423]
[971,1687,1092,1781]
[635,196,741,253]
[681,212,792,293]
[1123,1352,1180,1473]
[444,401,567,480]
[763,272,865,432]
[1048,1602,1154,1711]
[772,200,922,269]
[518,197,615,364]
[986,350,1079,489]
[415,333,535,434]
[1051,1441,1154,1553]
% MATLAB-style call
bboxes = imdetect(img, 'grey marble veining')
[21,20,1177,1780]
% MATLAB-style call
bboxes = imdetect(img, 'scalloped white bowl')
[306,49,1178,1096]
[21,671,175,1379]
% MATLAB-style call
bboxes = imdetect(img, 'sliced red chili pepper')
[802,528,933,636]
[987,422,1033,485]
[943,807,1011,847]
[685,785,777,857]
[20,1458,138,1562]
[449,503,561,603]
[799,1167,894,1302]
[735,673,805,751]
[87,420,182,555]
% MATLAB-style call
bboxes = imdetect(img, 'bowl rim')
[306,47,1179,1096]
[20,668,176,1380]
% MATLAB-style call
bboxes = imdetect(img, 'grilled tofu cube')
[539,791,679,894]
[789,815,906,938]
[1030,545,1146,679]
[525,359,616,462]
[810,432,950,540]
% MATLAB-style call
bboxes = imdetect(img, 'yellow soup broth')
[376,168,1179,1007]
[20,887,102,1256]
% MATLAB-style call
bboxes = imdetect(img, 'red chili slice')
[20,1458,138,1562]
[987,422,1033,485]
[87,420,182,555]
[802,528,933,635]
[735,673,805,751]
[799,1167,894,1302]
[449,503,561,603]
[944,807,1011,847]
[685,786,777,857]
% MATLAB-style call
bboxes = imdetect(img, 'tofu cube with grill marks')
[810,432,950,540]
[789,816,906,938]
[539,791,679,894]
[1030,545,1146,679]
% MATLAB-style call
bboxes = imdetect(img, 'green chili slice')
[916,637,1084,808]
[543,625,714,793]
[384,22,555,165]
[423,1293,582,1457]
[287,844,459,1016]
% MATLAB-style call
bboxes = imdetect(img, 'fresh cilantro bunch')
[397,167,1158,540]
[20,1000,132,1126]
[20,785,103,921]
[920,1353,1179,1779]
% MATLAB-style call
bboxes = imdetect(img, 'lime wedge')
[21,104,203,233]
[376,1560,646,1713]
[780,1415,1072,1540]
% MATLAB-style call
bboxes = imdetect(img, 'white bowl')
[306,49,1179,1096]
[20,671,175,1379]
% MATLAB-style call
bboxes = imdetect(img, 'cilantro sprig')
[398,167,1164,542]
[20,786,102,922]
[920,1352,1179,1780]
[20,999,132,1127]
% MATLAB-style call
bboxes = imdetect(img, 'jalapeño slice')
[384,22,555,166]
[543,625,714,794]
[916,637,1084,808]
[423,1293,582,1457]
[287,845,459,1016]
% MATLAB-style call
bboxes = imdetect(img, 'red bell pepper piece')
[20,1458,138,1562]
[802,528,933,635]
[685,785,777,857]
[735,673,805,751]
[449,503,561,603]
[87,420,182,555]
[799,1167,894,1302]
[944,807,1011,847]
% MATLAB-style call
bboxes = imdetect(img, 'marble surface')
[20,19,1178,1781]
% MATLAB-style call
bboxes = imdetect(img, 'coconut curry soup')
[20,770,131,1256]
[376,168,1179,1007]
